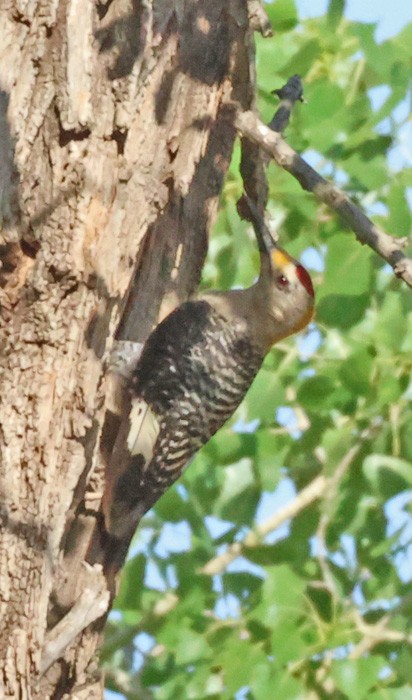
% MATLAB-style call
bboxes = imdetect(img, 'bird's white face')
[197,245,315,351]
[267,247,315,338]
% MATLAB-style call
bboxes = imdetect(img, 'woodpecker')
[103,197,314,543]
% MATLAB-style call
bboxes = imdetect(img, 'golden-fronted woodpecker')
[103,197,314,547]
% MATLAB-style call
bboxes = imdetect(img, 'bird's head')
[260,245,315,342]
[238,194,315,345]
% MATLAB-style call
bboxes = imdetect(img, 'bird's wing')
[102,395,161,538]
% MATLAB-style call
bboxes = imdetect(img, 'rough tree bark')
[0,0,262,697]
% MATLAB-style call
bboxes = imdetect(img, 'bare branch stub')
[247,0,273,37]
[269,74,304,133]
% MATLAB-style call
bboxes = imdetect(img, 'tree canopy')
[101,2,412,698]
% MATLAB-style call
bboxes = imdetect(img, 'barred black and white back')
[106,299,264,538]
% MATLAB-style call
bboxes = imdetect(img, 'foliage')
[103,2,412,698]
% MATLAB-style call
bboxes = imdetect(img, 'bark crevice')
[0,1,255,696]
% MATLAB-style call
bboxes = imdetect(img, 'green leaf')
[344,152,388,189]
[331,657,387,699]
[306,583,333,622]
[387,181,412,237]
[363,454,412,489]
[282,38,322,77]
[302,82,347,150]
[245,365,286,424]
[319,233,373,298]
[265,0,298,31]
[327,0,344,30]
[254,666,308,699]
[368,690,412,700]
[214,638,267,694]
[372,291,406,352]
[115,554,146,611]
[317,293,370,329]
[254,430,289,491]
[297,375,335,409]
[174,628,211,665]
[205,430,257,467]
[213,459,260,523]
[252,565,306,627]
[339,345,373,395]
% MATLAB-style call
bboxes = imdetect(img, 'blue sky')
[298,0,412,41]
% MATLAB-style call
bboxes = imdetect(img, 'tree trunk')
[0,0,258,696]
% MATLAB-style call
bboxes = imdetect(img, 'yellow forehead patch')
[271,249,291,269]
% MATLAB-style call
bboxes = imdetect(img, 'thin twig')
[201,432,369,577]
[235,109,412,288]
[349,609,412,659]
[201,475,327,576]
[315,443,361,594]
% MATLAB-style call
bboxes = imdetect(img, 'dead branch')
[235,109,412,289]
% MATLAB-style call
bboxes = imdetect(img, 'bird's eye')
[277,274,290,289]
